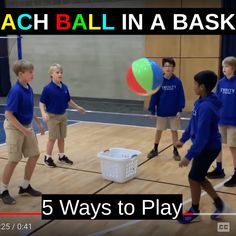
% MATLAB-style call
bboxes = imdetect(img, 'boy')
[147,57,185,161]
[0,60,44,205]
[176,70,227,223]
[207,56,236,187]
[39,63,86,168]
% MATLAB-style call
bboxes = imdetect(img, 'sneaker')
[19,185,41,197]
[173,149,181,161]
[211,202,229,220]
[178,207,201,224]
[44,156,57,168]
[58,155,73,165]
[147,149,158,159]
[207,168,225,179]
[224,175,236,187]
[0,190,16,205]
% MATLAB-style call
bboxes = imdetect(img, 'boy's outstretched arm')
[69,99,86,114]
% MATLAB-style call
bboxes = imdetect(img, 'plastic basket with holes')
[97,148,141,183]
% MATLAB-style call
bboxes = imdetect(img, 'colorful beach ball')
[127,58,163,96]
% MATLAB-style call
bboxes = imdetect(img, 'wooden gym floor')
[0,122,236,236]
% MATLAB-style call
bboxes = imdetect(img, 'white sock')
[0,183,8,194]
[58,153,65,158]
[21,179,30,189]
[45,154,52,159]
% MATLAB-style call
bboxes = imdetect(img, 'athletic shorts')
[188,148,221,182]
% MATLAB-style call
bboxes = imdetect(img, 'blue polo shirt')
[40,81,71,114]
[5,80,34,125]
[216,76,236,126]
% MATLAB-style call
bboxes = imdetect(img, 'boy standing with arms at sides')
[0,60,44,205]
[147,57,185,161]
[40,63,86,168]
[176,70,227,223]
[207,56,236,187]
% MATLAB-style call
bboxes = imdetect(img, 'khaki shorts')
[4,119,40,162]
[156,116,180,131]
[219,126,236,147]
[47,113,67,140]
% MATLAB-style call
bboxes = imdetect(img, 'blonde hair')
[222,56,236,73]
[49,63,63,78]
[13,59,34,76]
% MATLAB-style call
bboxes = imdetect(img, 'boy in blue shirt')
[207,56,236,187]
[176,70,227,223]
[40,63,86,168]
[0,60,44,205]
[147,57,185,161]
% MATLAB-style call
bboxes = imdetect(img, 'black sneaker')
[173,149,181,161]
[0,190,16,205]
[58,155,73,165]
[44,156,57,168]
[207,168,225,179]
[147,149,158,159]
[224,175,236,187]
[19,185,41,196]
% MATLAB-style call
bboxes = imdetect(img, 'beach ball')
[127,58,163,96]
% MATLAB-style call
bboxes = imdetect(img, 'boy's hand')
[175,140,184,148]
[179,158,190,167]
[38,123,45,135]
[176,112,181,119]
[22,127,33,137]
[43,113,49,122]
[77,107,86,114]
[149,114,156,120]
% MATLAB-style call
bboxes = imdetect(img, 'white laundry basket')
[97,148,141,183]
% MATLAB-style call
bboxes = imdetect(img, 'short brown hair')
[13,59,34,76]
[222,56,236,73]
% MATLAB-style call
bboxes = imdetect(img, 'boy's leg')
[224,146,236,187]
[57,138,64,153]
[207,151,225,178]
[0,161,18,204]
[170,117,181,161]
[56,114,73,165]
[57,138,73,165]
[171,130,181,161]
[44,139,57,167]
[1,119,23,204]
[19,155,41,196]
[24,155,39,180]
[178,177,201,224]
[201,178,228,220]
[46,139,56,156]
[207,124,226,179]
[189,177,201,212]
[147,130,162,159]
[207,126,226,178]
[147,116,166,159]
[45,113,60,167]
